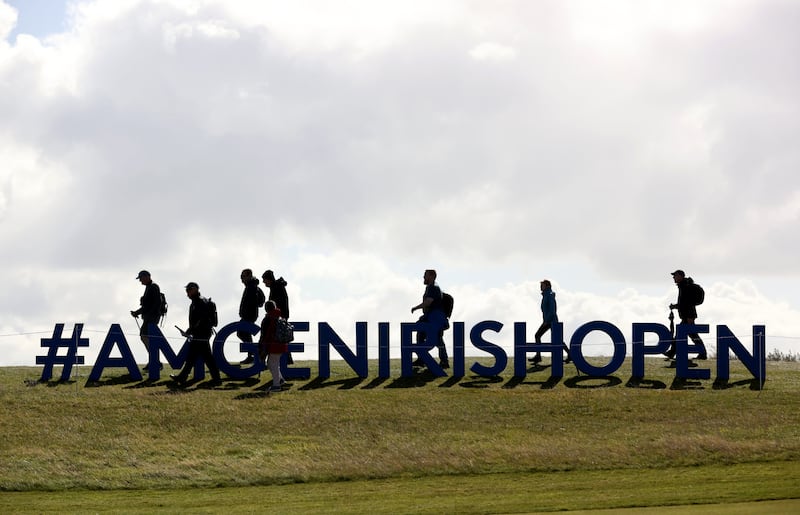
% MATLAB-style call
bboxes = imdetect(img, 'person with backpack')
[665,269,708,360]
[170,282,221,386]
[530,279,572,365]
[238,269,266,365]
[130,270,163,368]
[411,269,450,369]
[259,300,286,393]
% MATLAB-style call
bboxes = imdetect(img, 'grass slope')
[1,359,798,513]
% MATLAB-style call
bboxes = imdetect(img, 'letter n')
[318,322,368,378]
[716,325,766,386]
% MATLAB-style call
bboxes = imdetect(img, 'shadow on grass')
[362,377,390,389]
[440,375,463,388]
[386,368,445,388]
[301,373,486,390]
[210,377,262,390]
[458,375,502,389]
[713,378,766,391]
[86,374,146,388]
[670,377,705,390]
[106,375,262,391]
[626,377,668,389]
[502,370,562,390]
[43,379,77,388]
[233,380,295,400]
[299,376,365,391]
[563,375,623,389]
[234,391,269,400]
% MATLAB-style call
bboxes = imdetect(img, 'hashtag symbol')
[36,323,90,382]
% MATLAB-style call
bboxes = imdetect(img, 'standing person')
[259,300,286,393]
[238,269,265,365]
[530,279,571,364]
[170,282,221,386]
[262,270,292,364]
[411,269,450,369]
[665,270,708,360]
[130,270,162,368]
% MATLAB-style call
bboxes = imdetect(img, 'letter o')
[570,321,626,376]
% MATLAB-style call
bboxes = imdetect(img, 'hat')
[262,270,275,281]
[671,270,685,277]
[184,281,199,289]
[136,270,150,279]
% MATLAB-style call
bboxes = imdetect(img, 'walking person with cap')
[170,282,222,386]
[130,270,162,368]
[665,269,708,360]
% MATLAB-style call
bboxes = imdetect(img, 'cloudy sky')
[1,0,798,367]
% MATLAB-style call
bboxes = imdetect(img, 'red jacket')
[259,307,287,355]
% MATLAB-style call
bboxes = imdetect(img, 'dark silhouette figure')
[130,270,162,370]
[530,279,571,364]
[665,270,708,360]
[238,269,265,365]
[263,269,292,364]
[259,300,287,393]
[411,269,449,369]
[170,282,221,386]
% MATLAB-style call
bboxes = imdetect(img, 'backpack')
[275,317,294,343]
[159,293,168,323]
[690,283,705,306]
[204,297,219,327]
[255,287,266,308]
[441,292,454,319]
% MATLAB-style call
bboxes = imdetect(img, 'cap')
[671,270,685,277]
[136,270,150,279]
[262,270,275,281]
[184,282,199,290]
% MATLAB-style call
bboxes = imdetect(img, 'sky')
[1,0,798,368]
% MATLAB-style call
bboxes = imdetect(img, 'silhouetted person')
[238,269,265,365]
[170,282,221,386]
[130,270,162,369]
[259,300,287,393]
[665,269,708,360]
[411,269,449,369]
[530,279,571,364]
[263,269,292,364]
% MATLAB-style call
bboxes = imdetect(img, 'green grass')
[0,359,798,513]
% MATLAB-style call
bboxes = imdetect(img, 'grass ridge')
[1,360,799,512]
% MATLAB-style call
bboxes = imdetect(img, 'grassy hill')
[1,359,798,513]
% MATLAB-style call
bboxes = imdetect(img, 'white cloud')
[0,0,798,366]
[469,42,517,61]
[0,1,15,41]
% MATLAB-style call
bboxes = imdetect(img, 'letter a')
[88,324,142,382]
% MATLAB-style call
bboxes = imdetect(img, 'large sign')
[37,320,766,387]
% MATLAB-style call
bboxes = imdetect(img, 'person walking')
[259,300,286,393]
[665,270,708,360]
[238,269,265,365]
[530,279,571,364]
[170,282,221,386]
[263,269,292,364]
[130,270,162,369]
[411,269,450,369]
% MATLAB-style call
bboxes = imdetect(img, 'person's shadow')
[386,368,444,388]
